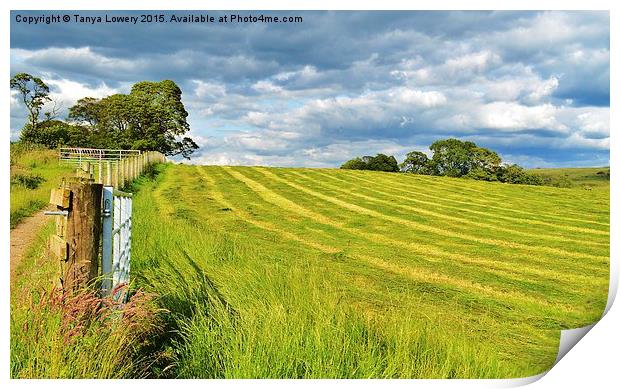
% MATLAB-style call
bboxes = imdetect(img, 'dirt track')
[10,208,51,283]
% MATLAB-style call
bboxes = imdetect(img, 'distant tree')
[496,164,543,185]
[341,154,399,172]
[464,167,498,181]
[401,138,543,185]
[400,151,432,174]
[429,138,479,177]
[19,120,69,148]
[366,154,399,172]
[10,73,51,132]
[341,157,368,170]
[471,147,502,174]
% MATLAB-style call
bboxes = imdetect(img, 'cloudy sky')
[10,10,609,167]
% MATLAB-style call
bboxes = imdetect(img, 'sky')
[10,10,610,168]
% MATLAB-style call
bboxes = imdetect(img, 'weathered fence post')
[48,185,71,288]
[106,161,112,186]
[114,162,119,188]
[123,158,128,187]
[129,156,134,181]
[62,179,103,293]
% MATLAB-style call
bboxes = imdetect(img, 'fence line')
[59,148,166,189]
[47,148,165,299]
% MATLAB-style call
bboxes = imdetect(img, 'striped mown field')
[131,164,609,378]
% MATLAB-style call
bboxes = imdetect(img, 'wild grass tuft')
[10,285,165,378]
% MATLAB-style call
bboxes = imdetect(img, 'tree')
[341,157,367,170]
[471,147,501,174]
[68,97,101,127]
[400,151,432,174]
[10,73,51,132]
[19,120,69,148]
[496,164,543,185]
[340,154,399,172]
[367,154,399,172]
[429,138,478,177]
[67,80,199,158]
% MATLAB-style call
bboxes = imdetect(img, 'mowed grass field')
[130,164,609,378]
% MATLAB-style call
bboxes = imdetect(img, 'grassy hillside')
[129,164,609,378]
[529,167,610,189]
[10,143,74,228]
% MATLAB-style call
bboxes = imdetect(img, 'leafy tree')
[366,154,399,172]
[403,138,543,185]
[10,73,51,132]
[68,97,101,127]
[68,80,199,158]
[400,151,432,174]
[340,157,367,170]
[341,154,399,172]
[471,147,501,174]
[428,138,503,178]
[19,120,68,148]
[429,138,479,177]
[496,164,543,185]
[464,167,498,181]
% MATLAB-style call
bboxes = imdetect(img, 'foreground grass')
[129,164,609,378]
[10,157,165,379]
[10,143,74,228]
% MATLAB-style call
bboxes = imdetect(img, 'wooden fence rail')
[59,148,165,189]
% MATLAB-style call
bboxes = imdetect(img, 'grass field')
[10,143,74,228]
[127,164,609,378]
[529,167,610,188]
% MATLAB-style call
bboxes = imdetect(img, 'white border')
[2,1,616,388]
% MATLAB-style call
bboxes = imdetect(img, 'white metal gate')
[102,186,132,299]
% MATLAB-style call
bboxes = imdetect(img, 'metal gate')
[102,186,132,299]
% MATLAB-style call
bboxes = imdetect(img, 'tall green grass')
[10,143,74,228]
[10,287,163,378]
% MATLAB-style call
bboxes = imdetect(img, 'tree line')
[10,73,198,158]
[341,138,544,185]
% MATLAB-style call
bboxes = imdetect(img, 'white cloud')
[193,80,226,100]
[444,50,501,74]
[45,78,119,109]
[475,102,566,132]
[526,76,559,103]
[12,47,142,76]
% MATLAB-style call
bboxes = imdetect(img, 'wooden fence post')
[61,179,103,293]
[123,158,128,187]
[114,162,119,188]
[106,161,112,186]
[48,185,71,288]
